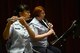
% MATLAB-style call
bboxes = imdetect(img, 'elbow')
[3,34,6,40]
[31,36,37,40]
[3,32,8,40]
[30,36,39,41]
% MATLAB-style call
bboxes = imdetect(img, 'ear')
[19,12,22,16]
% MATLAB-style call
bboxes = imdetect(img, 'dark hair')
[13,4,30,16]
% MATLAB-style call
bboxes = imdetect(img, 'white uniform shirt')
[6,20,33,53]
[29,18,49,47]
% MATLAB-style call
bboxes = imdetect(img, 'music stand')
[51,20,76,45]
[73,18,80,39]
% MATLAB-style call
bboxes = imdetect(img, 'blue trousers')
[33,45,61,53]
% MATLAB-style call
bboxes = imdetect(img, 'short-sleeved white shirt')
[6,20,33,53]
[29,18,48,47]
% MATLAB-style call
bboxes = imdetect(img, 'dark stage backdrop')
[0,0,79,53]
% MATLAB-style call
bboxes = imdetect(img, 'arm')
[3,16,18,40]
[29,24,54,40]
[24,23,53,40]
[32,29,54,40]
[3,21,12,40]
[25,24,54,40]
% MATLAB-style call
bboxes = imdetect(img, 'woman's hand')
[47,29,54,35]
[47,23,56,35]
[48,29,56,36]
[48,22,53,29]
[7,16,18,23]
[19,17,29,27]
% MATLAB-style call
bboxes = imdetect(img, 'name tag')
[15,28,20,30]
